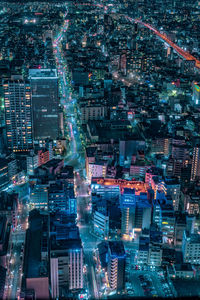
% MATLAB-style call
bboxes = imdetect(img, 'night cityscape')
[0,0,200,299]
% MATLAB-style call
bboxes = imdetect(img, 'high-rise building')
[191,145,200,181]
[108,241,126,293]
[50,212,83,298]
[3,77,33,151]
[120,188,135,238]
[29,69,59,141]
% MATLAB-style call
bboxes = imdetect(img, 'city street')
[53,8,100,298]
[5,196,29,300]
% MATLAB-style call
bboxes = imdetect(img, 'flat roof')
[109,241,125,257]
[29,68,57,79]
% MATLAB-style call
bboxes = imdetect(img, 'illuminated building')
[171,137,190,177]
[153,203,162,229]
[145,167,163,187]
[48,181,76,214]
[92,184,121,236]
[130,163,148,180]
[48,182,67,212]
[29,69,59,141]
[3,77,33,150]
[151,176,166,199]
[119,139,145,167]
[120,188,135,238]
[108,241,126,293]
[161,203,175,244]
[93,211,109,238]
[92,182,119,198]
[88,162,107,181]
[148,230,163,267]
[30,184,48,209]
[137,236,149,265]
[148,245,162,267]
[174,264,194,279]
[192,82,200,105]
[164,177,180,211]
[27,148,50,176]
[80,105,106,124]
[134,197,151,231]
[182,231,200,264]
[38,148,50,166]
[50,212,83,298]
[120,188,151,238]
[92,178,149,196]
[186,196,199,216]
[0,160,9,191]
[191,145,200,181]
[151,137,170,156]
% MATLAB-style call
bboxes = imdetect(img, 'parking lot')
[127,270,174,298]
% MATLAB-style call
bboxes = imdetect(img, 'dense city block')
[0,0,200,299]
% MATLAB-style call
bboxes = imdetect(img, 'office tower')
[50,212,83,298]
[3,77,33,151]
[191,145,200,181]
[108,241,126,293]
[29,69,59,141]
[120,188,135,238]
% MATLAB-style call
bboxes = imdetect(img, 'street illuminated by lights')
[53,7,101,298]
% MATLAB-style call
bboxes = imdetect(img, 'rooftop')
[109,241,125,257]
[29,68,57,79]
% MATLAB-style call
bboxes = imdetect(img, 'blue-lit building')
[120,188,135,238]
[92,184,121,237]
[48,182,66,211]
[108,241,126,293]
[50,211,83,298]
[48,181,76,214]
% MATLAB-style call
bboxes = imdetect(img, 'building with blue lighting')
[108,241,126,293]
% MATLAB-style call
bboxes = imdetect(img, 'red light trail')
[73,3,200,69]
